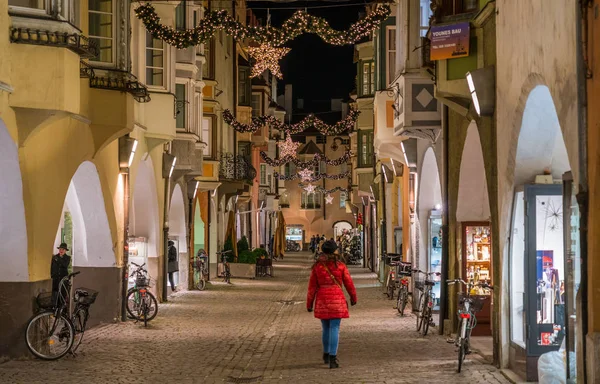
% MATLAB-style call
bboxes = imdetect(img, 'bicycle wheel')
[126,288,140,319]
[71,307,88,352]
[141,300,148,327]
[415,296,422,331]
[196,276,206,291]
[457,337,466,373]
[25,311,74,360]
[421,306,430,336]
[387,282,395,300]
[142,291,158,321]
[397,289,407,316]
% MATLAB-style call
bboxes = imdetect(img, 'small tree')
[237,236,249,253]
[223,237,234,262]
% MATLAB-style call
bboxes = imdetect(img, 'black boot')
[329,355,339,369]
[322,352,329,364]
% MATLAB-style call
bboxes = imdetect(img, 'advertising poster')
[430,22,470,61]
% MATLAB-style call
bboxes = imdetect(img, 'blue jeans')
[321,319,341,355]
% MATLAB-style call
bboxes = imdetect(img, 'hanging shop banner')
[430,22,470,61]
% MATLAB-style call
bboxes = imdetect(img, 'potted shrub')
[227,248,257,278]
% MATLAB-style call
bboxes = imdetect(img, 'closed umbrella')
[224,210,238,262]
[273,210,286,259]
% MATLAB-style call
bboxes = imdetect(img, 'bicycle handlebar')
[217,250,232,254]
[131,262,146,268]
[68,271,81,278]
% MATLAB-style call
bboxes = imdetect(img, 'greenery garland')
[135,3,392,49]
[223,108,359,135]
[260,150,352,167]
[274,170,351,181]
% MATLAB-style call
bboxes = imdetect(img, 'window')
[202,38,213,79]
[420,0,432,37]
[341,138,350,145]
[260,164,267,185]
[316,135,326,144]
[284,163,291,178]
[340,162,348,174]
[201,117,213,158]
[386,27,396,85]
[251,94,262,117]
[9,0,45,10]
[89,0,113,63]
[340,191,347,209]
[175,2,186,30]
[238,67,251,106]
[302,192,321,210]
[146,31,164,86]
[361,61,375,96]
[441,0,479,17]
[358,130,374,167]
[176,84,187,129]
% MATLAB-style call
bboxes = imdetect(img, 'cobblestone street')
[0,253,509,384]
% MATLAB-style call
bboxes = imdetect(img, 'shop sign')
[430,22,470,61]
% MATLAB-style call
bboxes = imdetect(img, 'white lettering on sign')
[451,29,462,34]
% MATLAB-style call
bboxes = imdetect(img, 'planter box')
[218,262,256,279]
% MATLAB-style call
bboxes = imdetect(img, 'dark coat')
[51,253,71,281]
[307,254,357,320]
[168,245,179,273]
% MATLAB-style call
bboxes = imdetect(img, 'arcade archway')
[168,184,188,291]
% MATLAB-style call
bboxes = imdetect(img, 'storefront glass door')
[524,184,564,356]
[428,212,442,311]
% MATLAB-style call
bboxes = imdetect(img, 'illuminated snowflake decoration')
[538,198,563,232]
[298,168,314,182]
[325,194,334,205]
[248,44,291,79]
[304,183,316,194]
[278,136,301,158]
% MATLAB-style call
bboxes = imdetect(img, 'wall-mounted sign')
[430,22,470,61]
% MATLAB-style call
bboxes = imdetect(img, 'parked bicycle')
[395,264,413,316]
[126,262,158,326]
[382,252,402,300]
[286,240,300,252]
[218,250,233,284]
[193,250,209,290]
[413,269,441,336]
[447,279,493,372]
[25,271,98,360]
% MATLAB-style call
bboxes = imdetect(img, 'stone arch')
[169,184,187,253]
[130,154,160,258]
[456,121,491,222]
[333,220,353,239]
[417,147,442,271]
[54,161,115,267]
[0,118,28,281]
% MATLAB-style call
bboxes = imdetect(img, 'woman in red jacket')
[306,240,357,369]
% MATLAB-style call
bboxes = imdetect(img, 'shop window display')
[428,213,442,310]
[510,191,526,348]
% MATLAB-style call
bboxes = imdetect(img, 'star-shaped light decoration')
[248,44,291,79]
[278,136,301,158]
[304,183,316,194]
[298,168,314,182]
[325,194,334,205]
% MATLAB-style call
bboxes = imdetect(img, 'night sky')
[247,1,367,111]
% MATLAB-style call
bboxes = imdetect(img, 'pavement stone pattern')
[0,252,510,384]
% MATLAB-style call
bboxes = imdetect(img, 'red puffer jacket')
[307,255,358,319]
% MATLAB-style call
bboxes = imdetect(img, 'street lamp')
[466,66,495,117]
[119,137,137,174]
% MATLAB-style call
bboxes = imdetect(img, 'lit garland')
[135,4,392,49]
[222,108,359,135]
[325,194,334,205]
[247,44,290,79]
[304,184,316,194]
[298,168,314,182]
[298,184,350,195]
[278,136,301,158]
[259,150,352,167]
[274,170,351,182]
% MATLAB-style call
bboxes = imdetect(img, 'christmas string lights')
[247,44,290,79]
[259,150,352,167]
[222,108,359,135]
[274,170,351,182]
[304,184,316,194]
[325,194,334,205]
[135,4,392,49]
[298,184,350,195]
[298,168,314,182]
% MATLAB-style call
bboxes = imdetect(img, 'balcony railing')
[218,153,256,183]
[10,28,98,58]
[301,203,321,210]
[80,62,151,103]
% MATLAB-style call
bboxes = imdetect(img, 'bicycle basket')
[76,288,99,306]
[36,292,55,309]
[398,261,412,274]
[458,292,486,312]
[414,277,425,292]
[136,275,150,287]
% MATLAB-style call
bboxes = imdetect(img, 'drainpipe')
[439,105,449,335]
[232,0,237,160]
[576,1,589,381]
[380,166,388,260]
[162,143,172,302]
[188,194,194,290]
[121,170,130,321]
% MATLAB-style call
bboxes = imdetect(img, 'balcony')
[80,62,150,103]
[10,28,98,58]
[218,153,256,183]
